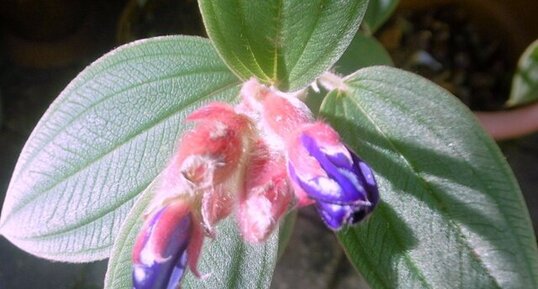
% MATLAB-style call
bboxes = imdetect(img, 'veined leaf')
[104,181,278,289]
[507,39,538,107]
[321,66,538,288]
[0,36,241,262]
[199,0,369,91]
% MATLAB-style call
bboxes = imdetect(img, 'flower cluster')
[132,79,379,289]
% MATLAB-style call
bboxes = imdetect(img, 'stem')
[317,71,348,92]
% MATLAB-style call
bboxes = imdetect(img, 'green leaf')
[507,39,538,107]
[362,0,399,34]
[182,224,277,289]
[0,36,241,262]
[198,0,369,91]
[104,181,278,289]
[333,33,393,75]
[320,66,538,288]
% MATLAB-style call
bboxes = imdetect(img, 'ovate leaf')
[199,0,369,91]
[0,36,241,262]
[507,39,538,107]
[321,66,538,288]
[104,181,278,289]
[362,0,399,34]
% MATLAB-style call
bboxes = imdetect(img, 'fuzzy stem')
[317,71,348,92]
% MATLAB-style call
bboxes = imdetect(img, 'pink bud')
[177,103,253,186]
[132,102,264,288]
[151,103,254,233]
[200,186,234,236]
[239,78,312,151]
[237,140,293,243]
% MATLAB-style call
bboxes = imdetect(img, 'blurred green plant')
[507,39,538,107]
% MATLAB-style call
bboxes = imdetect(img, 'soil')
[377,4,514,111]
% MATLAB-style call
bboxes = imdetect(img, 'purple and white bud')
[132,200,193,289]
[287,122,379,230]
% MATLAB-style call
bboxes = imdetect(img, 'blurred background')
[0,0,536,288]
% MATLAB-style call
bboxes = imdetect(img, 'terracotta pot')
[476,105,538,140]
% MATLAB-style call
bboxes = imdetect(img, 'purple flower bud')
[287,123,379,230]
[315,202,370,231]
[132,201,192,289]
